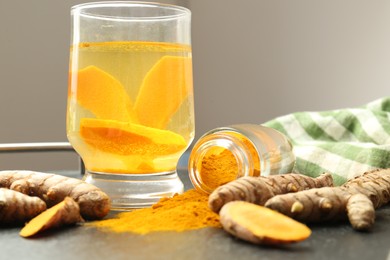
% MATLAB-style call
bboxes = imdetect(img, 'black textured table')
[2,154,390,260]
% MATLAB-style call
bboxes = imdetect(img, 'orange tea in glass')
[67,2,194,209]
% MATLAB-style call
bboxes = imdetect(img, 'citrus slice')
[134,56,193,129]
[79,118,187,156]
[70,65,137,122]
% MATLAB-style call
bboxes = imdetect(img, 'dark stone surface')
[2,154,390,260]
[2,205,390,260]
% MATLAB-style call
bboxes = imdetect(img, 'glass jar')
[188,124,295,194]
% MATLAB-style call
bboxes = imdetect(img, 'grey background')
[0,0,389,171]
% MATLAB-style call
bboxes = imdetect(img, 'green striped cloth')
[264,97,390,185]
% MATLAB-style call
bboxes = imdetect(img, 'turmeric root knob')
[343,168,390,208]
[208,173,333,213]
[346,193,375,231]
[0,188,46,225]
[20,197,84,238]
[219,201,311,245]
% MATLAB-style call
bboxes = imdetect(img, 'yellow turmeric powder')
[89,189,221,234]
[196,134,261,192]
[198,149,238,190]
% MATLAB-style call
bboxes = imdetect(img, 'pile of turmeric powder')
[89,189,221,234]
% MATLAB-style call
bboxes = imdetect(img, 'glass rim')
[71,1,191,22]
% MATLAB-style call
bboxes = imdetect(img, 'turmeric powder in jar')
[188,124,295,194]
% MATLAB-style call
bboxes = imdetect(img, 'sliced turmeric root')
[20,197,83,238]
[134,56,193,129]
[219,201,311,245]
[70,65,137,122]
[80,118,187,156]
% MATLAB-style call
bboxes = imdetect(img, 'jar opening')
[188,131,256,194]
[195,146,238,192]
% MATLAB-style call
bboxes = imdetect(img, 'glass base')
[83,170,184,210]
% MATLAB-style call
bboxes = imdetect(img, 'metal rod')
[0,142,85,175]
[0,142,74,153]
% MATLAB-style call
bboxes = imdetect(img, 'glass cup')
[67,2,194,209]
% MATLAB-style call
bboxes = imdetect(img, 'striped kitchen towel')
[264,97,390,185]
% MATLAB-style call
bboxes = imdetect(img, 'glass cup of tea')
[67,2,194,209]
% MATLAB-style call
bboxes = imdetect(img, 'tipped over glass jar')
[188,124,295,194]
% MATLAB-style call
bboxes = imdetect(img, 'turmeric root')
[346,193,375,230]
[0,170,110,220]
[208,173,333,213]
[0,188,46,225]
[219,201,311,245]
[265,187,352,222]
[265,169,390,230]
[20,197,83,238]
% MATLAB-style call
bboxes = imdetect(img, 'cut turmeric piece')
[20,197,83,238]
[70,65,137,122]
[80,118,187,156]
[134,56,193,129]
[219,201,311,245]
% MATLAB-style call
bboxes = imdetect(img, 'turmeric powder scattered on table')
[89,189,221,234]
